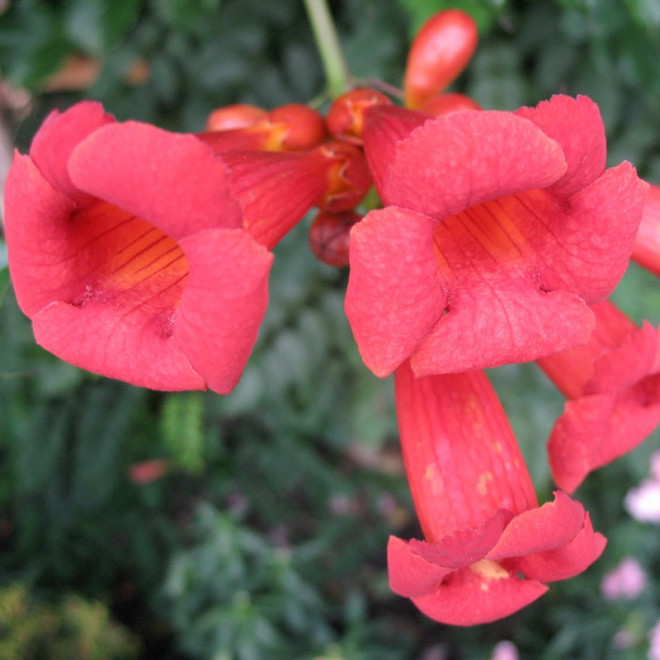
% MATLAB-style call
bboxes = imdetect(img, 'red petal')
[29,101,115,200]
[487,491,585,560]
[69,122,243,240]
[409,509,515,568]
[537,163,649,304]
[382,110,567,217]
[388,536,454,598]
[411,278,594,376]
[361,105,430,197]
[345,208,446,378]
[32,301,205,391]
[549,384,660,493]
[587,320,660,394]
[411,562,548,626]
[175,229,273,394]
[4,153,78,316]
[515,513,607,583]
[514,95,606,198]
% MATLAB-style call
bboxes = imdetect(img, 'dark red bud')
[308,210,361,267]
[327,89,394,144]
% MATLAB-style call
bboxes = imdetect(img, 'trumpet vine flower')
[537,301,660,493]
[346,95,648,378]
[389,361,606,625]
[4,101,342,393]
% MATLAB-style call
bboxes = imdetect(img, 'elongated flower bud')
[404,10,478,109]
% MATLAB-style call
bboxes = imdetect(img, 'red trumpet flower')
[4,102,337,392]
[346,95,648,378]
[389,361,606,625]
[537,301,660,493]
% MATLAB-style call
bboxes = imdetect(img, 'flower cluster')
[3,8,659,626]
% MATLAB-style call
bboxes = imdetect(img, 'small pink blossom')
[491,641,519,660]
[624,479,660,522]
[600,556,646,600]
[648,620,660,660]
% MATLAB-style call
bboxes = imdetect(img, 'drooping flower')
[388,361,606,626]
[346,95,648,378]
[537,301,660,493]
[4,101,343,393]
[633,183,660,277]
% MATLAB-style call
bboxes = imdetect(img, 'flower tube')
[389,361,606,625]
[345,95,648,378]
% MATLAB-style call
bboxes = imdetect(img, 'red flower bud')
[198,103,327,152]
[327,88,393,144]
[404,10,478,109]
[419,92,482,117]
[206,103,267,131]
[315,141,372,212]
[308,209,361,267]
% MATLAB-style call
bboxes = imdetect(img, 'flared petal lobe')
[389,362,605,625]
[538,302,660,493]
[348,95,648,378]
[4,102,276,393]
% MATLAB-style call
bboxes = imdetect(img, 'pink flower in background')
[624,453,660,523]
[600,556,647,600]
[649,621,660,660]
[491,641,519,660]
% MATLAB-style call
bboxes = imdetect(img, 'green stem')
[303,0,350,98]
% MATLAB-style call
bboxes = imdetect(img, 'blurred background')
[0,0,659,658]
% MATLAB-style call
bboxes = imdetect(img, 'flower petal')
[175,229,273,394]
[411,562,548,626]
[536,163,649,303]
[515,513,607,583]
[549,384,660,493]
[345,208,446,378]
[388,535,454,598]
[411,277,594,375]
[361,105,430,197]
[32,299,205,391]
[29,101,115,200]
[4,153,78,316]
[68,121,243,240]
[514,95,606,198]
[382,110,567,217]
[487,491,585,560]
[410,508,515,569]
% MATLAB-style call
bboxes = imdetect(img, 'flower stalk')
[303,0,350,99]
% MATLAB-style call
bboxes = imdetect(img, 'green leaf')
[160,392,206,473]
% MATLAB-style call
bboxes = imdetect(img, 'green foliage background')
[0,0,659,658]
